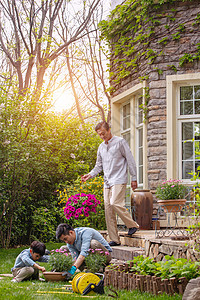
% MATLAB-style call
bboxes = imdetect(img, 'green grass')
[0,243,182,300]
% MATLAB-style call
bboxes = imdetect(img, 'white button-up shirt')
[89,136,137,188]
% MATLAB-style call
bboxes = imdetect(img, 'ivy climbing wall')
[100,0,200,191]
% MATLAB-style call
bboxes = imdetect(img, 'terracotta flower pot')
[43,271,66,281]
[157,199,186,213]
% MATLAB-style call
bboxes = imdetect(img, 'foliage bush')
[0,87,101,248]
[58,176,106,230]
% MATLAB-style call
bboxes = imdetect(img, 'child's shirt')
[11,248,49,271]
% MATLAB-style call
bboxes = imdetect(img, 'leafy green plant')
[48,249,73,272]
[129,256,157,276]
[85,248,109,273]
[128,255,200,281]
[179,53,195,67]
[156,180,188,200]
[187,163,200,251]
[155,255,200,281]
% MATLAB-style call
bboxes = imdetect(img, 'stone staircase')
[100,230,151,261]
[99,229,198,262]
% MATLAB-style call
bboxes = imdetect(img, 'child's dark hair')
[56,223,74,239]
[30,241,46,256]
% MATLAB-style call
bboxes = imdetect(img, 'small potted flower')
[85,248,110,273]
[156,179,188,212]
[43,249,73,281]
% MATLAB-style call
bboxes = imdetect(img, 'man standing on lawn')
[82,121,139,247]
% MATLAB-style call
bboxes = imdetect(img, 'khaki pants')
[104,184,139,244]
[12,266,39,282]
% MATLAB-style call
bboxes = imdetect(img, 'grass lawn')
[0,243,182,300]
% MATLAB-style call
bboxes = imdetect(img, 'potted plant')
[156,180,188,212]
[85,248,110,273]
[43,249,73,281]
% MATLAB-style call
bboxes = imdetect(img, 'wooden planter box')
[104,264,188,296]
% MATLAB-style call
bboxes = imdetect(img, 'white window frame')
[136,96,144,187]
[167,74,200,185]
[111,81,148,188]
[121,101,131,146]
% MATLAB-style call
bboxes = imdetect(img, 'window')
[178,85,200,180]
[121,102,131,145]
[167,74,200,183]
[121,102,131,207]
[136,97,143,186]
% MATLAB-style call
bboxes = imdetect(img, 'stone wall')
[110,0,200,191]
[145,238,200,262]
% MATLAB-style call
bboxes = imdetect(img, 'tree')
[0,0,101,99]
[64,2,111,122]
[0,84,101,247]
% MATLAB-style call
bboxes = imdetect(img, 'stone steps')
[100,230,152,261]
[110,245,145,261]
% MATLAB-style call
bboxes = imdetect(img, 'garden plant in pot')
[85,248,110,273]
[156,180,188,213]
[43,249,73,281]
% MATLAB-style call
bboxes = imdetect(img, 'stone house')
[102,0,200,218]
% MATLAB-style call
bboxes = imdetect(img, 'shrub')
[58,176,106,229]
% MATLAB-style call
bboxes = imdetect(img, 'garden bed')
[104,263,188,296]
[104,253,200,297]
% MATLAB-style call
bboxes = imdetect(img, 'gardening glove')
[68,265,77,276]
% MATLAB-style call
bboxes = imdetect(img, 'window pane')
[194,85,200,99]
[182,141,193,160]
[139,128,143,147]
[138,97,143,124]
[139,148,143,165]
[138,110,143,124]
[195,141,200,157]
[122,132,130,146]
[180,86,193,100]
[195,160,200,173]
[123,116,130,130]
[123,105,126,117]
[182,161,193,179]
[195,101,200,114]
[182,122,193,140]
[180,101,193,115]
[123,103,130,117]
[195,122,200,140]
[139,166,143,184]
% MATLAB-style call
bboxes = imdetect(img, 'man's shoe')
[128,227,138,235]
[109,241,121,246]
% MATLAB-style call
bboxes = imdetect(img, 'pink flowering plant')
[64,193,101,222]
[85,248,109,273]
[156,180,188,200]
[48,249,73,272]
